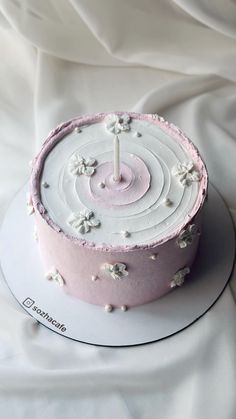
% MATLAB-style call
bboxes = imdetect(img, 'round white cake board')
[0,183,235,347]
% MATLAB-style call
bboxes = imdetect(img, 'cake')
[29,112,208,312]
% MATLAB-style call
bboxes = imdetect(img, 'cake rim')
[30,111,208,252]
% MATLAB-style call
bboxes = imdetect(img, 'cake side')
[34,206,203,307]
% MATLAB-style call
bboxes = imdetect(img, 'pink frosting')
[30,112,208,307]
[88,157,151,206]
[35,208,203,307]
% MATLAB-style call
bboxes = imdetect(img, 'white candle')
[113,135,121,182]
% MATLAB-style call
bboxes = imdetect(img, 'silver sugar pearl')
[149,254,158,260]
[98,182,105,189]
[121,230,130,238]
[120,305,127,312]
[42,181,49,188]
[163,198,173,207]
[104,304,113,313]
[74,127,81,133]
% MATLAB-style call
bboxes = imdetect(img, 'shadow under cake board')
[0,182,235,347]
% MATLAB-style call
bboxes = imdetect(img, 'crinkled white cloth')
[0,1,235,418]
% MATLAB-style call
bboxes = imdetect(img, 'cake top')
[30,112,208,250]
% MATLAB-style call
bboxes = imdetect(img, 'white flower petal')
[110,272,119,280]
[105,114,119,124]
[55,273,65,287]
[186,161,194,171]
[88,218,100,227]
[122,270,129,277]
[75,155,84,164]
[80,209,89,218]
[84,166,95,176]
[86,210,94,219]
[83,221,90,233]
[122,114,130,123]
[121,124,130,131]
[85,157,96,166]
[116,263,126,271]
[191,171,201,181]
[78,224,85,234]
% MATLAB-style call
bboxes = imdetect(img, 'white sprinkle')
[120,305,127,312]
[104,304,113,313]
[91,275,97,281]
[98,182,105,189]
[134,131,142,137]
[74,127,81,133]
[42,181,49,188]
[149,254,158,260]
[121,230,130,238]
[163,197,173,207]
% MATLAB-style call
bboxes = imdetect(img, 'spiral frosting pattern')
[39,115,206,247]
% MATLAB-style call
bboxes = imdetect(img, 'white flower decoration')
[170,267,190,288]
[172,161,201,186]
[69,154,97,176]
[26,193,34,215]
[46,268,65,287]
[104,113,131,134]
[103,263,128,280]
[68,209,100,234]
[177,224,200,249]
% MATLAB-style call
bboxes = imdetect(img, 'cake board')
[0,183,235,347]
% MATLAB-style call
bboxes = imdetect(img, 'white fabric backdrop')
[0,1,235,418]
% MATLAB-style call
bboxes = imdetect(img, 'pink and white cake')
[29,112,208,312]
